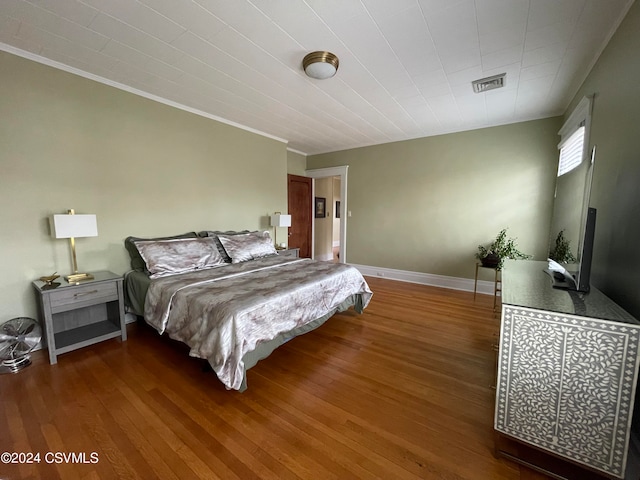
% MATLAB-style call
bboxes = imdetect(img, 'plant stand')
[474,262,501,311]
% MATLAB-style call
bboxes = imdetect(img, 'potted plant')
[476,228,532,270]
[549,230,576,264]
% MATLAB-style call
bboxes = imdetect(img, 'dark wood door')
[287,174,312,258]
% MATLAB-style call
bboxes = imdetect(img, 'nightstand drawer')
[50,281,118,311]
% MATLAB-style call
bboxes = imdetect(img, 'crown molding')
[0,43,289,146]
[286,147,308,156]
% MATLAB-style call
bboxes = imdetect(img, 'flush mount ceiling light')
[303,51,339,80]
[472,73,506,93]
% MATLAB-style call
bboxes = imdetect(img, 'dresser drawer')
[49,281,118,311]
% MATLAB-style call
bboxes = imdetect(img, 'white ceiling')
[0,0,633,155]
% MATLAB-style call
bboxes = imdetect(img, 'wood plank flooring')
[0,277,551,480]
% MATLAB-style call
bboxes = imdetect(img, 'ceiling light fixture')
[303,51,339,80]
[472,73,506,93]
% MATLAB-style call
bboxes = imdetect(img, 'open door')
[287,174,312,258]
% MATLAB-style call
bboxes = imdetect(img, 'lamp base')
[65,272,94,283]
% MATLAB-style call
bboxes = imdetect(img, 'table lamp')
[270,213,291,249]
[51,209,98,283]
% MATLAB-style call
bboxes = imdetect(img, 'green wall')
[0,51,288,321]
[287,150,307,176]
[307,117,562,279]
[565,0,640,319]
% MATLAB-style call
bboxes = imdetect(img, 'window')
[558,125,585,176]
[557,96,592,177]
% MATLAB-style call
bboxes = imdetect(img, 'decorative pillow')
[217,231,277,263]
[134,237,225,278]
[197,230,250,263]
[125,232,198,271]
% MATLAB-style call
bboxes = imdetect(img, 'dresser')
[495,260,640,479]
[33,271,127,364]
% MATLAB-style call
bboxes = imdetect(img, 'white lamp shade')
[305,62,337,79]
[51,214,98,239]
[270,214,292,228]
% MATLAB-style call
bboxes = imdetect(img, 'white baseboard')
[333,240,340,247]
[315,252,334,262]
[351,263,498,296]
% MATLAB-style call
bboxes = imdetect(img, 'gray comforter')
[144,255,373,390]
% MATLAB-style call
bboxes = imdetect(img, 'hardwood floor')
[0,277,551,480]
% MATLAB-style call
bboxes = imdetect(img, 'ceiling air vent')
[472,73,506,93]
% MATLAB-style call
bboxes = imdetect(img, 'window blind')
[557,125,585,176]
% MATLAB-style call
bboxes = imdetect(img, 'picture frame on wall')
[315,197,326,218]
[336,201,341,218]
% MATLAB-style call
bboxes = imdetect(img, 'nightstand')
[32,270,127,365]
[277,247,300,258]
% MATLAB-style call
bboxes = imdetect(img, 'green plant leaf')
[476,228,532,269]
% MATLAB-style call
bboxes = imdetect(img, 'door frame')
[305,166,348,263]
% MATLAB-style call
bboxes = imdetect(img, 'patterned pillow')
[135,237,225,278]
[125,232,198,271]
[197,230,250,263]
[217,231,277,263]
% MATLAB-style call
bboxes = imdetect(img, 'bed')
[123,230,373,391]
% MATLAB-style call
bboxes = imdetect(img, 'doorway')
[306,166,348,263]
[312,176,341,262]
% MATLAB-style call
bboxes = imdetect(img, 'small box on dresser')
[33,270,127,365]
